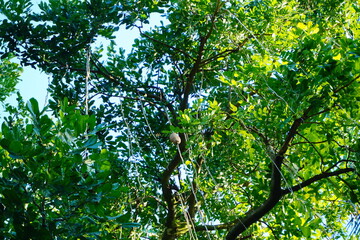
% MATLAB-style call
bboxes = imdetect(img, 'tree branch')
[281,168,355,195]
[325,159,356,172]
[277,110,310,156]
[161,139,186,240]
[306,108,330,119]
[226,155,284,240]
[136,89,179,125]
[199,35,257,67]
[291,140,327,146]
[161,3,224,238]
[180,0,222,111]
[333,75,359,94]
[226,106,313,240]
[296,132,324,166]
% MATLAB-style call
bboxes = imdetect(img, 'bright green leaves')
[296,21,320,36]
[0,0,359,239]
[180,112,191,124]
[229,102,238,112]
[0,54,22,102]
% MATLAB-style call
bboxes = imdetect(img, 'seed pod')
[169,133,181,145]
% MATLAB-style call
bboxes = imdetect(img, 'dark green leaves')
[0,98,134,238]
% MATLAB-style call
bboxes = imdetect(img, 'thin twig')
[296,132,324,167]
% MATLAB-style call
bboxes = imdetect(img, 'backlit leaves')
[0,0,359,239]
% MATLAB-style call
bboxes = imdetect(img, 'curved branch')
[260,220,280,240]
[278,108,311,156]
[226,155,284,240]
[281,168,355,196]
[306,108,331,119]
[325,160,356,172]
[136,90,179,125]
[216,167,355,240]
[199,35,270,67]
[224,60,358,240]
[91,58,125,86]
[226,106,313,240]
[161,140,186,240]
[291,140,327,145]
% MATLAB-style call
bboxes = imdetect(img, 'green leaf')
[121,223,141,228]
[100,160,111,172]
[9,140,22,153]
[1,122,11,139]
[106,214,128,221]
[0,1,359,239]
[301,226,311,237]
[26,98,40,118]
[82,136,100,149]
[229,102,237,112]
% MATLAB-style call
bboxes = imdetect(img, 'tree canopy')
[0,0,359,239]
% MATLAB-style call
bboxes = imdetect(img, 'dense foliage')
[0,0,359,239]
[0,54,21,102]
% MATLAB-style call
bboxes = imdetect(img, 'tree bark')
[226,156,283,240]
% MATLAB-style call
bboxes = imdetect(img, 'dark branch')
[226,155,284,240]
[306,108,331,119]
[278,112,309,156]
[260,220,280,240]
[325,160,356,172]
[281,168,355,195]
[161,2,224,238]
[180,0,222,111]
[334,75,359,94]
[296,132,324,166]
[161,140,186,239]
[226,106,313,240]
[136,90,178,125]
[291,140,327,146]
